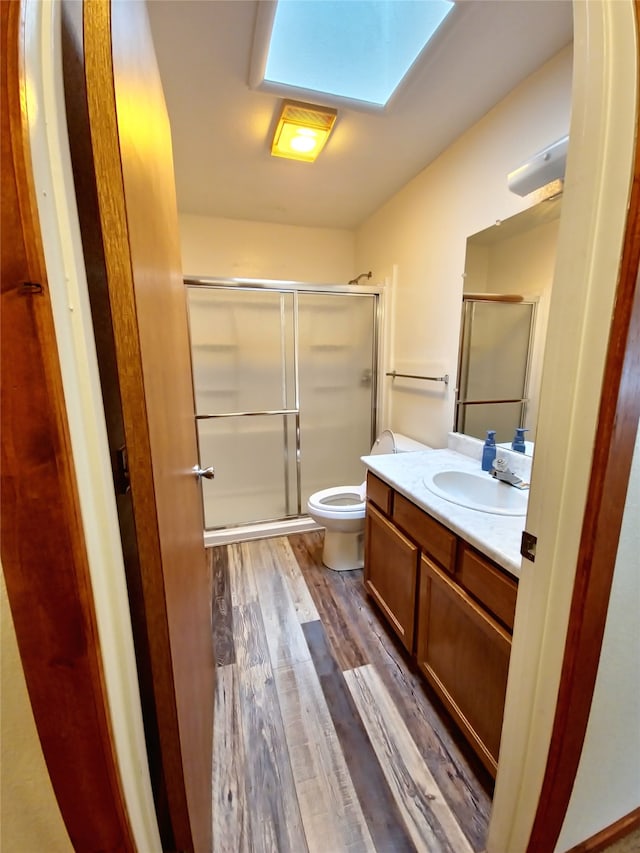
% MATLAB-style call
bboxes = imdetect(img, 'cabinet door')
[364,503,419,652]
[417,556,512,776]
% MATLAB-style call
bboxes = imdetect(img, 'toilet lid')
[371,429,396,455]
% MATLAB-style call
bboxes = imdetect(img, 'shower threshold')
[203,515,321,547]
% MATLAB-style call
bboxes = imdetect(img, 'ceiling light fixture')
[271,100,337,163]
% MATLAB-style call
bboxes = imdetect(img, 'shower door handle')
[192,464,215,481]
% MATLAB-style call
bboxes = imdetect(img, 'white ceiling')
[147,0,573,230]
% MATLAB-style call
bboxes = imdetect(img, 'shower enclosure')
[186,278,381,531]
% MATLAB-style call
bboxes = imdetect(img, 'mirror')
[454,196,562,454]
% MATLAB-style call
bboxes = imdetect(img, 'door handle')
[192,464,215,481]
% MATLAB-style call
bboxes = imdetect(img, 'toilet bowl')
[306,430,431,571]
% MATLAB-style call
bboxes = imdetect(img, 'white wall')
[556,423,640,850]
[355,46,572,448]
[179,213,356,283]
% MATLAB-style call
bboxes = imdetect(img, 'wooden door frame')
[1,1,136,848]
[525,4,640,845]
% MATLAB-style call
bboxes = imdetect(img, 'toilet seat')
[306,430,431,571]
[306,484,366,519]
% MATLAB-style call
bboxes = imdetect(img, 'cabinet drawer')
[457,544,518,631]
[393,493,457,573]
[367,472,393,515]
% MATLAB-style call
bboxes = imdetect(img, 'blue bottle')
[481,430,497,471]
[512,427,529,453]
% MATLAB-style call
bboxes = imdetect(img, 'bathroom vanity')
[361,446,526,777]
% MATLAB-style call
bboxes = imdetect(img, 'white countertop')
[361,448,526,578]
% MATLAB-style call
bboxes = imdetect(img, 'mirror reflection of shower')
[186,279,380,531]
[456,296,536,444]
[455,197,562,452]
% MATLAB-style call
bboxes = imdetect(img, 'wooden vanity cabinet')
[416,557,512,775]
[393,493,457,574]
[364,501,419,653]
[457,542,517,631]
[364,471,518,776]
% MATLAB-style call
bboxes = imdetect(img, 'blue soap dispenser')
[511,427,529,453]
[481,430,497,471]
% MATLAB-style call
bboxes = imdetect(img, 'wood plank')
[289,534,369,671]
[345,665,474,853]
[291,531,492,851]
[233,600,308,853]
[251,538,311,670]
[228,541,258,606]
[212,665,249,853]
[302,621,415,853]
[232,601,270,671]
[273,660,375,853]
[264,537,320,624]
[211,546,235,666]
[218,535,490,853]
[238,661,308,853]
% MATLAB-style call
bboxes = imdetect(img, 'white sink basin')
[424,469,528,516]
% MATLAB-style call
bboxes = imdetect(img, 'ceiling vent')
[507,135,569,197]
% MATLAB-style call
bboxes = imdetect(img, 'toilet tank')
[371,430,431,455]
[393,432,431,452]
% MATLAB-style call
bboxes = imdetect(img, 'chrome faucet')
[491,456,527,487]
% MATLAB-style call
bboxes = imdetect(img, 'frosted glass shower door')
[297,292,376,504]
[188,287,297,528]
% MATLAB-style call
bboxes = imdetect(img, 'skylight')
[262,0,454,108]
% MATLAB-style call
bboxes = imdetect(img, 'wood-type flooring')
[210,530,492,853]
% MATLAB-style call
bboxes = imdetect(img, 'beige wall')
[1,570,73,853]
[179,213,356,283]
[355,46,572,447]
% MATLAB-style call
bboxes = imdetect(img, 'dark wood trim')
[565,808,640,853]
[526,6,640,850]
[462,293,525,303]
[0,1,136,849]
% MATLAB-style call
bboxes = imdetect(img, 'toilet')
[306,430,431,571]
